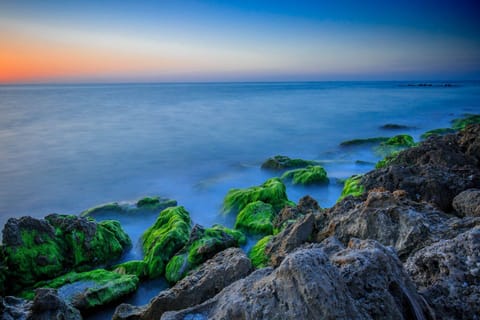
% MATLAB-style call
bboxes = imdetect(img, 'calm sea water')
[1,81,479,317]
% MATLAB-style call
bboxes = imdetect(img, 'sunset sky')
[1,0,479,83]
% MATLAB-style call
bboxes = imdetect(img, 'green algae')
[249,235,273,268]
[165,225,245,283]
[80,203,124,217]
[375,150,402,169]
[112,260,148,279]
[22,269,138,309]
[223,178,292,214]
[338,175,365,201]
[261,155,319,170]
[142,206,192,279]
[340,137,389,147]
[451,114,480,130]
[420,128,456,140]
[234,201,275,235]
[281,165,329,185]
[382,134,415,147]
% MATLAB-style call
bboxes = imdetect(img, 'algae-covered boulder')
[142,206,191,279]
[261,155,318,170]
[23,269,139,311]
[382,134,415,147]
[249,235,273,268]
[340,137,389,147]
[421,128,456,140]
[281,165,329,185]
[234,201,275,235]
[338,174,365,201]
[451,114,480,130]
[112,260,148,279]
[81,196,177,218]
[165,224,245,283]
[2,214,131,294]
[223,178,292,214]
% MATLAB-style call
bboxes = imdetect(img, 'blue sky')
[1,0,479,82]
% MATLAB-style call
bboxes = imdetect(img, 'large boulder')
[162,241,431,320]
[2,214,131,293]
[452,189,480,217]
[280,165,329,185]
[273,195,321,230]
[113,248,252,320]
[405,227,480,320]
[235,201,276,235]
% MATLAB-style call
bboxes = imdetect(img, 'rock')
[421,128,456,140]
[248,235,273,268]
[380,124,413,130]
[2,214,131,294]
[260,155,318,170]
[163,241,431,320]
[451,114,480,130]
[452,189,480,217]
[458,123,480,164]
[340,137,389,147]
[280,165,329,185]
[223,178,293,214]
[165,224,245,283]
[265,213,316,267]
[317,189,480,260]
[235,201,275,235]
[274,195,321,230]
[0,289,81,320]
[22,269,139,311]
[113,260,149,279]
[382,134,415,147]
[338,174,365,201]
[113,248,252,320]
[142,206,191,279]
[405,227,480,319]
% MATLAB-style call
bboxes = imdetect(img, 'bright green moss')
[383,134,415,147]
[165,225,245,283]
[340,137,389,146]
[249,235,273,268]
[22,269,138,309]
[375,150,402,169]
[142,206,192,279]
[112,260,148,279]
[223,178,291,214]
[261,155,319,170]
[451,114,480,130]
[420,128,456,140]
[281,165,329,185]
[234,201,275,235]
[338,175,365,201]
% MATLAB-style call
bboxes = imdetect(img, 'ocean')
[1,81,479,317]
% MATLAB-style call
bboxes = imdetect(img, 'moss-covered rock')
[261,155,319,170]
[223,178,293,214]
[340,137,389,147]
[0,245,7,296]
[112,260,148,279]
[2,215,131,294]
[234,201,275,235]
[420,128,456,140]
[382,134,415,147]
[249,235,273,268]
[165,224,245,283]
[451,114,480,130]
[142,206,191,279]
[338,175,365,201]
[22,269,138,310]
[281,165,329,185]
[81,196,177,218]
[375,150,402,169]
[380,124,412,130]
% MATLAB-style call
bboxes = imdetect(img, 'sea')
[1,81,479,318]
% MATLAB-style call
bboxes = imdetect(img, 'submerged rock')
[260,155,318,170]
[142,206,191,279]
[223,178,293,213]
[165,224,245,283]
[340,136,389,147]
[81,196,177,218]
[405,227,480,319]
[280,165,329,185]
[113,248,252,320]
[380,124,413,130]
[2,214,131,294]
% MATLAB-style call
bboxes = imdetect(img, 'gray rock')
[452,189,480,217]
[113,248,252,320]
[405,227,480,320]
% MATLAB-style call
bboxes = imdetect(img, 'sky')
[1,0,480,83]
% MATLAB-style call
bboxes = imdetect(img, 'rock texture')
[113,248,252,320]
[162,240,431,320]
[405,227,480,320]
[452,189,480,217]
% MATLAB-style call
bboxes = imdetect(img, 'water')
[1,81,479,317]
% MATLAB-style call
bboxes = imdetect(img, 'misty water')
[1,81,479,318]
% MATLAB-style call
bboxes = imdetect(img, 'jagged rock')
[162,241,431,320]
[2,215,131,294]
[0,289,81,320]
[317,189,480,260]
[405,227,480,320]
[265,213,315,267]
[273,195,320,229]
[452,189,480,217]
[113,248,252,320]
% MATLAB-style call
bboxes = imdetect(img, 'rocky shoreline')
[1,120,479,319]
